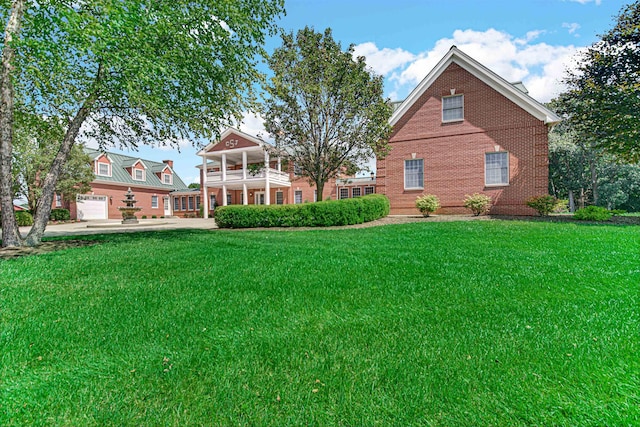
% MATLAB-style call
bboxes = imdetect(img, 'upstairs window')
[97,162,111,176]
[442,94,464,122]
[133,168,145,181]
[163,173,172,184]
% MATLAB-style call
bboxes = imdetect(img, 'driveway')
[16,218,218,238]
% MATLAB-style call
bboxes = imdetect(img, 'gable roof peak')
[390,46,560,126]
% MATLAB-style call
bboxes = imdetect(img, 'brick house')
[198,128,374,217]
[377,46,560,215]
[60,149,193,220]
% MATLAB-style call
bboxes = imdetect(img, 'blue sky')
[92,0,627,185]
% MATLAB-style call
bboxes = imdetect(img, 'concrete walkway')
[17,218,218,238]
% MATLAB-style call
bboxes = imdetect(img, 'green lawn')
[1,221,638,426]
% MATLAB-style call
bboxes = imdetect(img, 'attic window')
[97,162,111,176]
[442,94,464,122]
[133,169,145,181]
[163,173,172,184]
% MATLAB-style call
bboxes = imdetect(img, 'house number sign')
[225,139,239,149]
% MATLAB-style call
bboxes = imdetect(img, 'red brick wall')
[379,63,549,215]
[70,183,173,219]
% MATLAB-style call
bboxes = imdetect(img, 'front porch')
[198,128,291,218]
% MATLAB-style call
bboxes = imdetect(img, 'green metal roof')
[86,148,189,191]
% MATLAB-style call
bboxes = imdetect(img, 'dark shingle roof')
[86,148,188,191]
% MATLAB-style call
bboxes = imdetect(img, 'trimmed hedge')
[215,194,390,228]
[574,206,612,221]
[50,208,70,221]
[15,211,34,226]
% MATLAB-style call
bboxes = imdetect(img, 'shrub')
[610,209,626,216]
[526,195,556,216]
[50,208,70,221]
[151,215,157,219]
[463,193,492,216]
[141,215,147,219]
[574,206,612,221]
[415,194,440,217]
[553,199,569,213]
[215,194,390,228]
[15,211,34,226]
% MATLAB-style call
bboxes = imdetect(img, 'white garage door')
[76,195,108,220]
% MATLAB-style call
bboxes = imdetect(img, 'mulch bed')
[0,240,102,260]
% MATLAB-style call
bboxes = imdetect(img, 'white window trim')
[55,194,62,207]
[97,162,111,177]
[294,190,303,204]
[404,159,424,190]
[485,152,510,187]
[133,168,145,181]
[364,186,375,195]
[151,195,158,209]
[352,187,361,197]
[163,173,172,185]
[339,188,349,199]
[276,191,284,205]
[442,94,464,123]
[188,196,194,210]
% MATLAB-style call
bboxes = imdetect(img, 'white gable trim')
[390,46,561,126]
[197,127,267,155]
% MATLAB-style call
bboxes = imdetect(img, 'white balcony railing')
[206,168,290,185]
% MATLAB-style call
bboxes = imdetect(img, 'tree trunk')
[0,0,26,248]
[24,90,99,246]
[315,179,324,202]
[590,160,598,206]
[568,190,575,212]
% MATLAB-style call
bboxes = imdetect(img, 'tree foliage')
[0,0,284,247]
[560,1,640,162]
[262,27,392,201]
[13,111,93,213]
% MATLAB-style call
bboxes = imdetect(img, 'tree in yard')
[0,0,284,247]
[13,111,93,214]
[561,1,640,162]
[262,27,392,201]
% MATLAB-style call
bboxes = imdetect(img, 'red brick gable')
[381,59,550,216]
[207,133,260,152]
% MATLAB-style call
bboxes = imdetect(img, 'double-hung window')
[485,152,509,186]
[352,187,361,197]
[151,195,158,209]
[404,159,424,190]
[97,163,110,176]
[276,191,284,205]
[442,94,464,122]
[294,190,303,204]
[133,169,145,181]
[339,188,349,199]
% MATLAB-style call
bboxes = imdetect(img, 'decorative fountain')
[119,187,142,224]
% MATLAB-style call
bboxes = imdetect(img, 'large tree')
[262,27,392,201]
[13,111,93,214]
[0,0,284,247]
[561,1,640,162]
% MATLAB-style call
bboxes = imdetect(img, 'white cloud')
[367,28,584,103]
[238,111,267,138]
[562,22,581,35]
[566,0,601,5]
[352,42,415,76]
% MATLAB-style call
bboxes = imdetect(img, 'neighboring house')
[377,46,561,215]
[60,149,191,220]
[197,128,370,217]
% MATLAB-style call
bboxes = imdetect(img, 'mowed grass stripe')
[1,221,638,426]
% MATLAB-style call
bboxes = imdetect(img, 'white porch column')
[242,151,247,180]
[277,157,281,172]
[221,153,227,182]
[202,156,209,219]
[243,183,248,205]
[264,150,271,205]
[222,184,228,206]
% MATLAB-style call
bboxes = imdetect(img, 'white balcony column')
[221,153,227,182]
[243,183,248,205]
[222,184,228,206]
[277,157,281,172]
[242,151,247,180]
[264,150,271,205]
[202,156,209,219]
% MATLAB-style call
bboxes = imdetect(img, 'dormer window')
[442,94,464,122]
[133,168,145,181]
[97,162,111,177]
[163,173,172,185]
